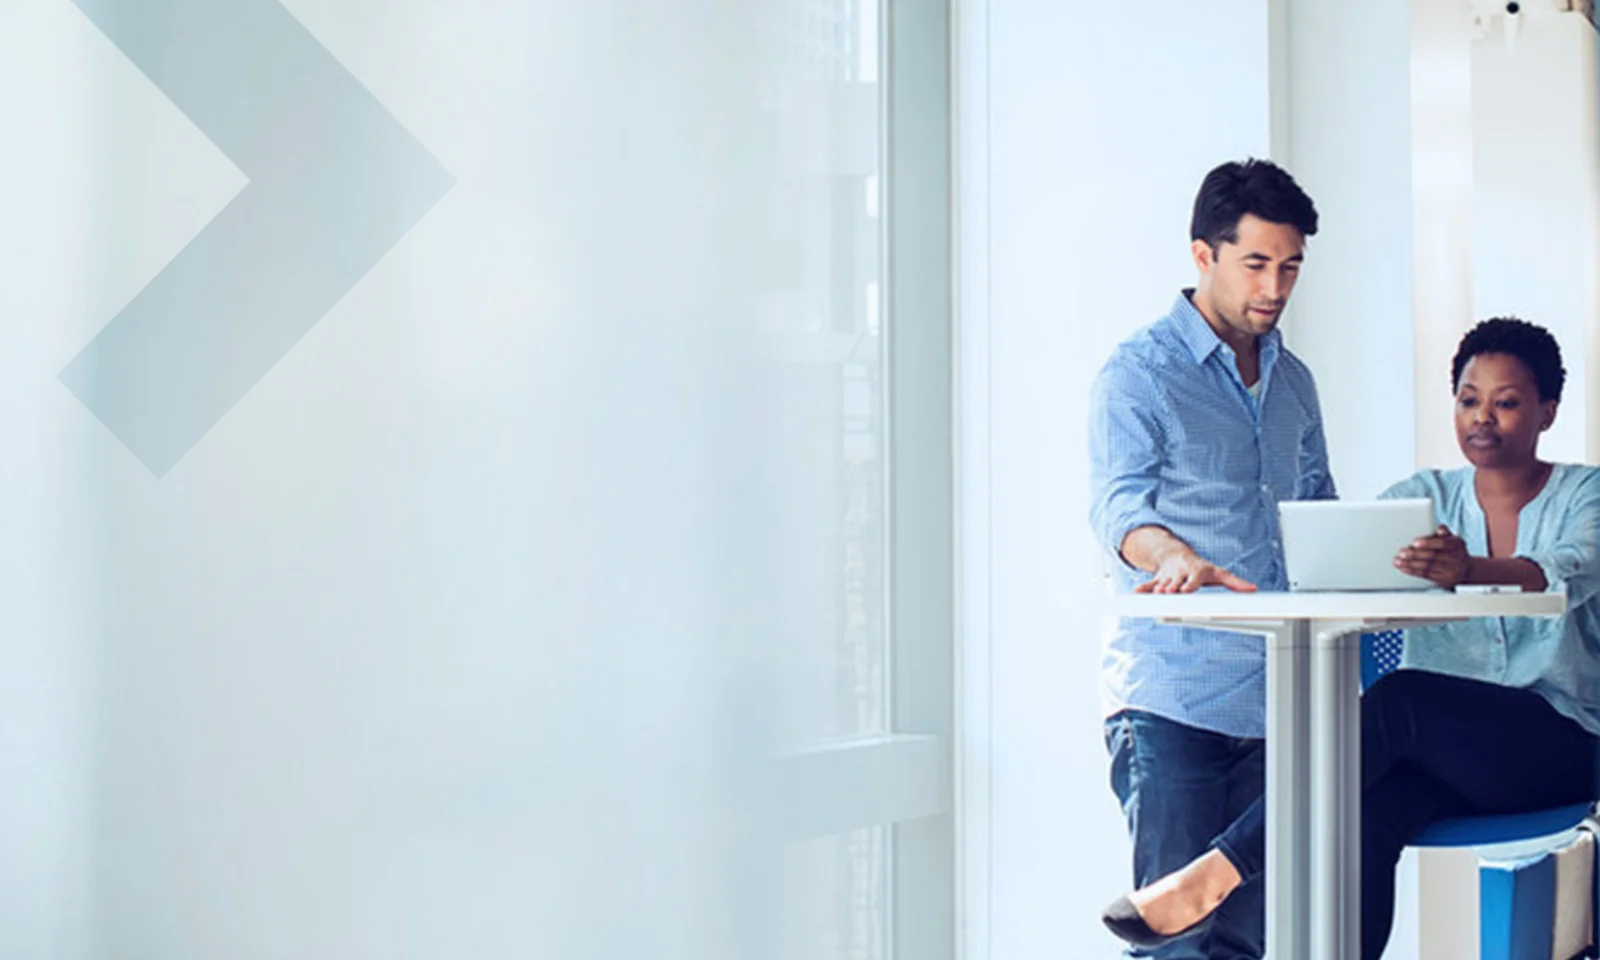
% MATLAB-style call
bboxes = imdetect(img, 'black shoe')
[1100,894,1205,948]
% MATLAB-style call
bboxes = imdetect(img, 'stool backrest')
[1361,630,1405,691]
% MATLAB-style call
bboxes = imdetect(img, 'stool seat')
[1410,802,1595,848]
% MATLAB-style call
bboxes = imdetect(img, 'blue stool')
[1361,631,1597,958]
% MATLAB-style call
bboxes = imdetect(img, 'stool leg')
[1417,847,1481,959]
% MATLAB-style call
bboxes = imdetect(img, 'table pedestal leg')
[1268,620,1312,960]
[1311,624,1364,960]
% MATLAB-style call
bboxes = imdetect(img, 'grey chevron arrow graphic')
[62,0,454,476]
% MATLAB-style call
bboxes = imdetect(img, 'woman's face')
[1454,352,1556,469]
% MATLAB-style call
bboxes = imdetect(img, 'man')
[1088,158,1336,959]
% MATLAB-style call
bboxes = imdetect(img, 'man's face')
[1192,214,1306,342]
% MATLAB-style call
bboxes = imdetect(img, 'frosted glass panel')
[780,828,891,960]
[761,0,889,742]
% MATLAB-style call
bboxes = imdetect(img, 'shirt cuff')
[1107,510,1168,574]
[1515,553,1567,595]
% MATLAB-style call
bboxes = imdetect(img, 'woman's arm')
[1393,528,1547,591]
[1396,469,1600,594]
[1462,556,1548,592]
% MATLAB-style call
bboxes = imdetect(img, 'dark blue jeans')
[1205,670,1600,959]
[1105,709,1266,959]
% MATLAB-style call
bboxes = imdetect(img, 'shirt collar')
[1166,288,1282,368]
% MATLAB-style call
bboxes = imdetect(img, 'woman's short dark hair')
[1451,317,1566,403]
[1190,159,1319,249]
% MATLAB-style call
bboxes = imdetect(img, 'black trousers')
[1212,670,1600,958]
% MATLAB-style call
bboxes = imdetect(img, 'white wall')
[962,2,1271,956]
[1275,0,1417,499]
[1411,0,1479,475]
[1471,8,1600,465]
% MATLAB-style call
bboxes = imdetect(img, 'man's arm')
[1088,362,1255,593]
[1087,362,1168,568]
[1121,525,1257,593]
[1119,525,1188,573]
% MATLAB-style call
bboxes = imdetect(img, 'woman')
[1102,317,1600,958]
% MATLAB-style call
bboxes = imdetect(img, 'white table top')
[1111,589,1567,621]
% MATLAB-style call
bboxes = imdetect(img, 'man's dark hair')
[1190,159,1319,249]
[1451,316,1566,403]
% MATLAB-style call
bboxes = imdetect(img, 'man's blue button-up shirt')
[1088,290,1337,738]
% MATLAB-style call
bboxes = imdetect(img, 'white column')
[1273,0,1417,499]
[1470,5,1600,463]
[1411,0,1478,474]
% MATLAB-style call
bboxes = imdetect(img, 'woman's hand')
[1394,525,1472,589]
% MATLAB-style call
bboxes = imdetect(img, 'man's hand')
[1121,525,1258,594]
[1393,525,1471,589]
[1134,551,1258,594]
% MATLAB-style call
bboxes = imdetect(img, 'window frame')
[776,3,956,960]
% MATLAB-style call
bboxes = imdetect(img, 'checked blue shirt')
[1088,290,1337,738]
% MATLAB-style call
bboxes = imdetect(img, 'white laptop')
[1278,498,1441,592]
